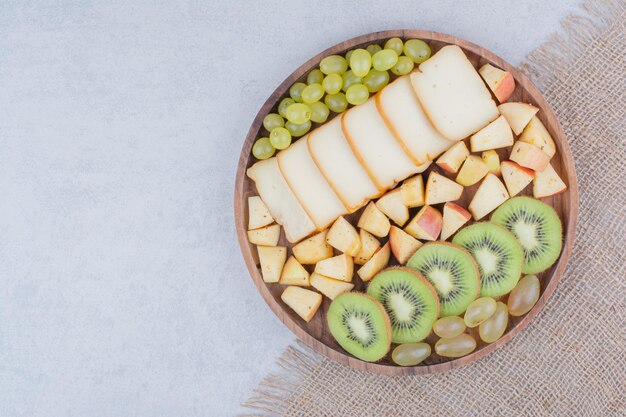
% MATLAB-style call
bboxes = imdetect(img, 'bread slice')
[308,117,381,212]
[377,76,455,164]
[410,45,500,141]
[277,137,347,230]
[247,158,316,243]
[342,98,420,190]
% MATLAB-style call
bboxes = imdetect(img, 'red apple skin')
[415,206,443,240]
[494,72,515,103]
[501,160,536,178]
[436,161,456,174]
[510,142,551,172]
[444,202,471,220]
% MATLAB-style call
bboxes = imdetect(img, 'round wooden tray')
[234,30,579,375]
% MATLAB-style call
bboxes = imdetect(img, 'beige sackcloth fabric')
[243,1,626,415]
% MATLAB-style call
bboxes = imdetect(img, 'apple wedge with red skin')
[509,141,551,172]
[435,141,469,174]
[501,160,535,197]
[519,116,556,157]
[533,162,567,198]
[404,205,443,241]
[440,202,471,241]
[389,226,422,264]
[479,63,515,103]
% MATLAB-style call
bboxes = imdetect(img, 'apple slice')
[501,160,535,197]
[248,196,274,230]
[510,141,551,172]
[326,216,361,256]
[281,286,322,322]
[479,63,515,103]
[257,246,287,283]
[441,202,471,241]
[404,205,443,241]
[357,202,391,238]
[436,141,469,174]
[389,226,422,264]
[468,173,510,220]
[425,171,464,205]
[481,150,501,176]
[314,254,354,282]
[469,115,514,152]
[357,242,391,282]
[456,155,490,186]
[247,224,281,246]
[354,229,381,265]
[292,230,333,265]
[310,273,355,300]
[400,175,425,208]
[533,162,567,198]
[498,102,539,135]
[375,189,410,226]
[279,256,310,286]
[519,116,556,157]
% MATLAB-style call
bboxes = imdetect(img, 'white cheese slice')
[410,45,500,141]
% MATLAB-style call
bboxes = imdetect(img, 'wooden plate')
[234,30,578,375]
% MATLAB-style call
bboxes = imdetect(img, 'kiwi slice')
[452,222,524,297]
[367,267,439,344]
[491,197,563,274]
[327,292,392,362]
[407,242,480,317]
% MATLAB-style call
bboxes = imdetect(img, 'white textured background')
[0,1,578,416]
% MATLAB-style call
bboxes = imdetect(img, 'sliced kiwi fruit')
[327,292,392,362]
[366,267,439,344]
[452,222,524,297]
[407,242,480,317]
[491,197,563,274]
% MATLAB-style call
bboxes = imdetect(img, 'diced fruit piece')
[481,150,501,176]
[357,242,391,282]
[400,175,425,208]
[533,162,567,198]
[279,256,310,286]
[468,173,510,220]
[292,230,334,265]
[248,196,274,230]
[469,115,514,152]
[441,202,471,241]
[389,226,422,264]
[357,202,391,238]
[326,216,361,256]
[375,189,409,226]
[310,273,354,300]
[404,206,443,241]
[257,246,287,283]
[519,116,556,157]
[247,224,281,246]
[510,141,551,172]
[354,229,381,265]
[456,155,489,186]
[314,254,354,282]
[425,171,464,205]
[501,160,535,197]
[498,102,539,135]
[281,286,322,322]
[478,63,515,103]
[435,141,469,174]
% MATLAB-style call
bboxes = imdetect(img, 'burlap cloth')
[242,1,626,415]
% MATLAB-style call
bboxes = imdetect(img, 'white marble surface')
[0,1,578,416]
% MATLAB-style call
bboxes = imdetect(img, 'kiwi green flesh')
[367,269,438,344]
[407,243,479,317]
[491,197,563,274]
[452,222,523,297]
[327,293,390,362]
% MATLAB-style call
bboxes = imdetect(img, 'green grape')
[285,120,311,137]
[301,83,324,104]
[269,127,291,150]
[289,82,307,102]
[403,39,431,63]
[252,137,275,160]
[349,48,371,77]
[372,49,398,71]
[363,69,389,93]
[345,50,354,61]
[322,73,343,95]
[263,113,284,132]
[306,69,324,85]
[319,55,348,75]
[345,83,369,105]
[325,93,348,113]
[341,70,362,92]
[285,102,311,124]
[384,37,403,54]
[308,101,330,123]
[391,56,415,75]
[278,98,295,118]
[366,44,382,55]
